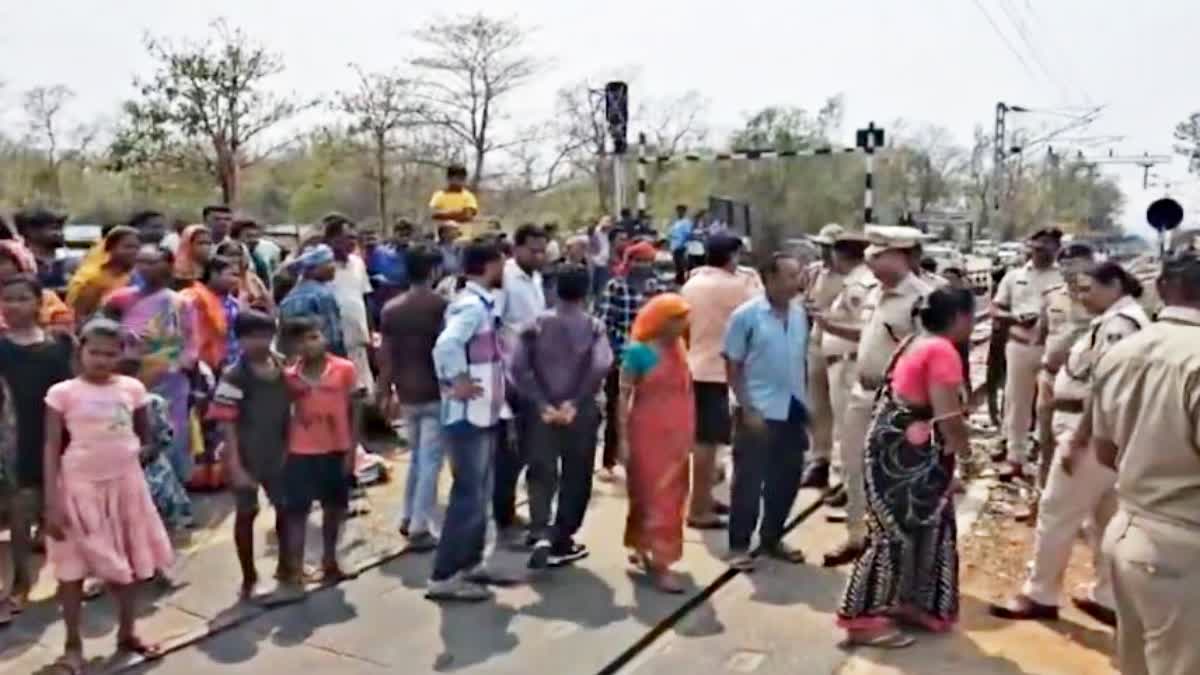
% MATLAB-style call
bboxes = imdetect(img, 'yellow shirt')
[430,188,482,238]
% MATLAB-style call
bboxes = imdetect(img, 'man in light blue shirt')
[722,252,809,569]
[668,204,694,285]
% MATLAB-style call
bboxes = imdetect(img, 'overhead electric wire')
[970,0,1042,85]
[996,0,1072,103]
[1018,1,1095,105]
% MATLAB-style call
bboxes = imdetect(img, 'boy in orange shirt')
[279,316,365,588]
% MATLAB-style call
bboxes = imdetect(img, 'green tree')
[109,19,313,206]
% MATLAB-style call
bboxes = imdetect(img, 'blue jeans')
[431,425,497,582]
[401,402,445,536]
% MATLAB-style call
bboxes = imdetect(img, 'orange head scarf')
[174,224,211,281]
[630,293,690,344]
[616,240,658,276]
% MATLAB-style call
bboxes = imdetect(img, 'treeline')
[0,15,1124,240]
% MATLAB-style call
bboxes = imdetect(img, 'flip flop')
[48,653,85,675]
[843,630,915,650]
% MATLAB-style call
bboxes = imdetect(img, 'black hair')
[201,256,234,283]
[1161,250,1200,303]
[230,218,259,240]
[1085,261,1143,299]
[619,208,632,218]
[918,287,976,333]
[234,309,276,338]
[322,213,355,240]
[104,225,140,250]
[202,205,232,220]
[14,208,65,234]
[513,224,547,247]
[607,226,629,243]
[758,253,798,281]
[705,237,742,268]
[920,257,939,274]
[216,240,243,257]
[407,246,442,283]
[462,241,502,276]
[1,272,42,297]
[675,204,688,216]
[447,164,468,179]
[394,219,414,233]
[127,210,163,230]
[80,317,123,346]
[832,239,867,260]
[282,315,322,342]
[556,265,591,302]
[142,243,175,266]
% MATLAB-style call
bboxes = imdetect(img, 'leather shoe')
[800,461,830,489]
[988,595,1059,621]
[1071,596,1117,628]
[822,540,865,567]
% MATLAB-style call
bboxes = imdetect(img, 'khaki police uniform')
[1034,283,1094,485]
[1021,295,1147,612]
[1092,307,1200,675]
[841,270,931,543]
[995,261,1063,463]
[805,260,845,462]
[821,263,875,477]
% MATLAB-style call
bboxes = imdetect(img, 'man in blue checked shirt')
[722,252,810,571]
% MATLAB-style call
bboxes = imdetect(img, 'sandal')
[844,629,915,649]
[686,516,727,531]
[117,635,164,660]
[49,652,85,675]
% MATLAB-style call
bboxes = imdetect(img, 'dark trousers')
[493,398,529,529]
[672,249,688,286]
[432,427,496,581]
[729,398,809,552]
[526,401,600,544]
[602,366,621,469]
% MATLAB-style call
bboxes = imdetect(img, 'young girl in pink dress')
[43,318,174,672]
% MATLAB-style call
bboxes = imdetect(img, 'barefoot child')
[279,316,363,590]
[208,310,292,600]
[0,274,74,623]
[43,318,174,671]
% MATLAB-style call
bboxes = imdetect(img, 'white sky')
[3,0,1198,237]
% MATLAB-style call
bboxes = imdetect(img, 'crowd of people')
[0,161,1198,674]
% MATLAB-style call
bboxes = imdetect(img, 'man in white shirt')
[324,214,375,395]
[495,224,549,541]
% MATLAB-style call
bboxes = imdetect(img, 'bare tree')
[109,19,315,205]
[336,65,424,227]
[23,85,75,198]
[410,13,539,191]
[554,82,610,210]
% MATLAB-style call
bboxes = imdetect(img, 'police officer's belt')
[859,375,884,390]
[826,353,857,366]
[1053,399,1085,414]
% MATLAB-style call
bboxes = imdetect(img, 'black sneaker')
[528,539,552,570]
[547,541,589,567]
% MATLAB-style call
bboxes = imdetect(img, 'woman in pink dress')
[43,318,174,672]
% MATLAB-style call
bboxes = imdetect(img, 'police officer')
[1032,243,1096,494]
[816,226,932,567]
[990,260,1148,628]
[1091,250,1200,675]
[992,228,1064,481]
[801,223,848,488]
[809,230,872,502]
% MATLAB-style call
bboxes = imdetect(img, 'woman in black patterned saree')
[837,288,975,648]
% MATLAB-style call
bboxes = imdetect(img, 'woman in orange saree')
[173,224,213,287]
[618,293,695,593]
